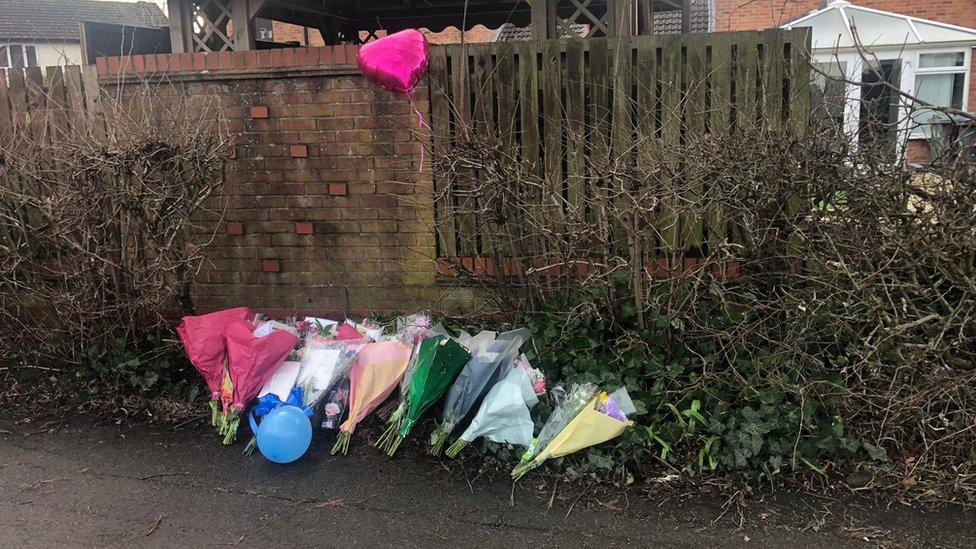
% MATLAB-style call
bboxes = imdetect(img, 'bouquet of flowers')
[176,307,254,426]
[318,376,350,430]
[331,340,413,454]
[444,361,543,458]
[511,386,634,479]
[376,336,470,456]
[219,320,300,444]
[429,329,530,455]
[378,314,444,420]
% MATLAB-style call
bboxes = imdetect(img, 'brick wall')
[99,47,471,317]
[716,0,976,32]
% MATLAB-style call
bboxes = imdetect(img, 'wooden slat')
[6,69,27,130]
[610,37,632,243]
[24,67,47,142]
[448,44,477,257]
[63,65,87,136]
[493,43,518,268]
[517,41,540,178]
[81,65,105,139]
[708,33,733,134]
[657,35,681,253]
[471,44,495,255]
[495,43,517,149]
[734,31,759,130]
[0,70,12,133]
[429,46,456,258]
[46,66,68,140]
[564,39,585,211]
[787,29,812,132]
[706,34,732,252]
[540,40,562,214]
[681,34,707,250]
[588,39,610,238]
[763,29,784,129]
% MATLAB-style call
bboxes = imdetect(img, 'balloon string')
[410,96,431,178]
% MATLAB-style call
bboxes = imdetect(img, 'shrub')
[0,83,229,403]
[434,119,976,496]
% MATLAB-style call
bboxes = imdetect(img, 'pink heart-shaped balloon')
[357,29,430,94]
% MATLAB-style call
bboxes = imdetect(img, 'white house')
[0,0,167,69]
[783,0,976,161]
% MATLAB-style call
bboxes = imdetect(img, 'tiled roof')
[0,0,168,42]
[495,0,710,40]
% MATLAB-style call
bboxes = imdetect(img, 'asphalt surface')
[0,417,973,548]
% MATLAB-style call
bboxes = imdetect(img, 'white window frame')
[0,43,38,69]
[906,46,970,139]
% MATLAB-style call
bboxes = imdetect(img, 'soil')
[0,416,973,548]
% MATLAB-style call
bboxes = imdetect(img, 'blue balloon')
[254,404,312,464]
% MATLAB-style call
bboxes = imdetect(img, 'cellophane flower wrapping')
[430,329,529,454]
[446,366,540,457]
[515,382,597,468]
[298,338,359,409]
[319,376,350,430]
[382,315,441,423]
[331,340,412,454]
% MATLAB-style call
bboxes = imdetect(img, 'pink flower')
[533,380,547,395]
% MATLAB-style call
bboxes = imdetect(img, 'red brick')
[295,222,314,235]
[262,260,281,272]
[329,183,348,196]
[250,105,269,119]
[96,56,108,76]
[289,144,308,158]
[218,51,233,70]
[193,53,207,71]
[227,222,245,235]
[133,55,146,73]
[282,48,296,67]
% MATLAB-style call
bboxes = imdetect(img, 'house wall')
[3,42,83,68]
[97,47,474,316]
[715,0,976,33]
[716,0,976,164]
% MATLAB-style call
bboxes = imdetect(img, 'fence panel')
[0,65,106,142]
[430,29,813,265]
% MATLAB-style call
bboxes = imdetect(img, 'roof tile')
[0,0,167,42]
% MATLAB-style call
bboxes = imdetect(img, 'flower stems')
[209,401,220,427]
[511,459,539,480]
[331,431,351,455]
[444,438,467,458]
[385,435,404,456]
[374,419,400,453]
[221,411,240,445]
[428,429,448,456]
[242,436,257,456]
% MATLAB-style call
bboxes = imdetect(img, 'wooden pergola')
[168,0,693,52]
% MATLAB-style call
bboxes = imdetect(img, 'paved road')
[0,417,972,548]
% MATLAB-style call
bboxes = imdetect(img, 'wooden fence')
[0,65,106,140]
[428,29,813,261]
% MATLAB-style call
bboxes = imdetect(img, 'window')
[812,61,848,127]
[0,44,38,68]
[911,51,968,137]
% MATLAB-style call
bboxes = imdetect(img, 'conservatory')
[782,0,976,158]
